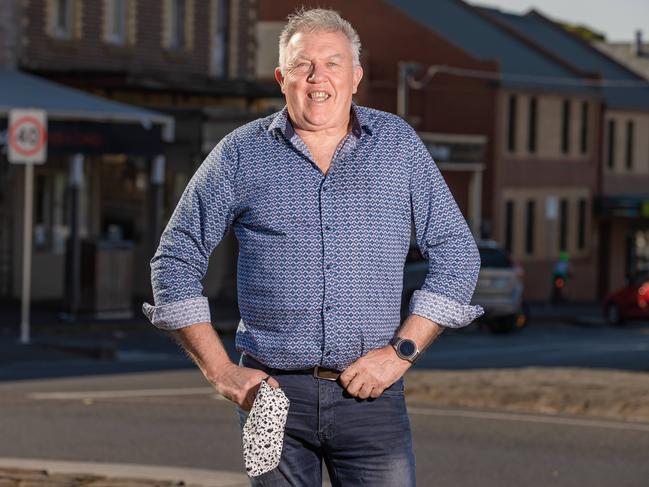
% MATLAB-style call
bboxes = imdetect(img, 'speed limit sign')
[8,109,47,164]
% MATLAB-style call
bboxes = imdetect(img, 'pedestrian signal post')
[8,109,48,344]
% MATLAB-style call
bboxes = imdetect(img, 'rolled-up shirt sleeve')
[142,136,239,330]
[407,127,484,328]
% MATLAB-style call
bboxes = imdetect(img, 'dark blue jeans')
[236,353,416,486]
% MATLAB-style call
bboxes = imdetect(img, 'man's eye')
[327,62,338,68]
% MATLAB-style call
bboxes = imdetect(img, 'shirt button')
[325,225,332,231]
[322,186,328,192]
[325,350,331,357]
[326,263,332,270]
[325,305,332,311]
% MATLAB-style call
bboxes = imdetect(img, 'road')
[1,368,648,486]
[4,317,649,382]
[1,318,649,485]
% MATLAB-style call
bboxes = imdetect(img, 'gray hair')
[278,8,362,73]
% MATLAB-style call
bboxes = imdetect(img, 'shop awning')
[0,69,174,156]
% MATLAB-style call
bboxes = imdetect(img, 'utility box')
[79,239,135,318]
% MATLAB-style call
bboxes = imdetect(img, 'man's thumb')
[266,376,281,388]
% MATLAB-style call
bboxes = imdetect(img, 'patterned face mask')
[242,379,291,477]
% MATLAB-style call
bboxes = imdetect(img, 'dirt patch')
[404,367,649,423]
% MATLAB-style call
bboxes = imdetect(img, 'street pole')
[68,153,84,319]
[397,61,411,119]
[20,163,34,344]
[150,154,165,254]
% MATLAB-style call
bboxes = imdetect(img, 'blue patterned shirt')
[143,103,483,370]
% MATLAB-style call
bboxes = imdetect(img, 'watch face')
[398,340,416,357]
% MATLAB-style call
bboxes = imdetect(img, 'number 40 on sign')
[8,109,47,165]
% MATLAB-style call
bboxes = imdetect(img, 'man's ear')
[352,65,363,95]
[274,67,286,94]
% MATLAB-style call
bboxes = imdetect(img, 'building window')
[607,119,616,169]
[559,198,569,252]
[163,0,193,50]
[505,200,514,254]
[34,172,70,254]
[626,120,634,170]
[580,101,588,154]
[577,198,587,251]
[561,99,571,154]
[525,200,535,255]
[210,0,229,78]
[104,0,129,45]
[170,0,185,48]
[528,97,537,153]
[48,0,73,38]
[507,95,517,153]
[104,0,136,46]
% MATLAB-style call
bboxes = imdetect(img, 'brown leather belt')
[242,353,342,381]
[312,365,341,381]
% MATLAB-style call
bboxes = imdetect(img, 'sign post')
[8,109,47,345]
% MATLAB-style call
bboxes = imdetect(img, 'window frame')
[561,99,571,155]
[527,97,537,153]
[525,199,535,255]
[169,0,186,49]
[625,120,634,170]
[607,119,616,169]
[580,101,589,154]
[51,0,73,39]
[106,0,128,45]
[507,95,517,153]
[559,198,569,252]
[504,200,514,254]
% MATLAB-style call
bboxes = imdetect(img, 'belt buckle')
[313,365,340,381]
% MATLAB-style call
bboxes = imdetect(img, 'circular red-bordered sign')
[9,115,47,157]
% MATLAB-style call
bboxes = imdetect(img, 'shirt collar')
[267,102,373,139]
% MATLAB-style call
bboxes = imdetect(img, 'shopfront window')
[633,229,649,276]
[34,171,70,254]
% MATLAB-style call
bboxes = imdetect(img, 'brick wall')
[18,0,256,80]
[0,1,20,67]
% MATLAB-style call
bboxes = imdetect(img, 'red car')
[603,271,649,325]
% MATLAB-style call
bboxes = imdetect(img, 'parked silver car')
[401,239,527,333]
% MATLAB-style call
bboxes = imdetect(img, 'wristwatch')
[389,336,421,364]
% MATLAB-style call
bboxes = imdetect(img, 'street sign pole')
[8,109,47,345]
[20,163,34,344]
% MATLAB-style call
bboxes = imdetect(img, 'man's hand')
[210,362,281,412]
[338,345,411,399]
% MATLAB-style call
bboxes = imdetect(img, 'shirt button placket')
[320,179,336,366]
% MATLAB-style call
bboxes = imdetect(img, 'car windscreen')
[479,247,512,269]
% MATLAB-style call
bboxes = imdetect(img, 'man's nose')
[307,63,326,82]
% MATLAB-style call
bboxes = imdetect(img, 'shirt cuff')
[409,290,484,328]
[142,296,211,330]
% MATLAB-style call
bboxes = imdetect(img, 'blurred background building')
[1,0,648,316]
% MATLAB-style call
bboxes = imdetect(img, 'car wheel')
[605,303,624,326]
[488,315,517,334]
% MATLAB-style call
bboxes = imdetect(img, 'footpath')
[0,459,249,487]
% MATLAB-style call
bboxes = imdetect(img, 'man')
[143,7,483,486]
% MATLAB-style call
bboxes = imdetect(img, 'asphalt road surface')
[1,368,649,487]
[3,318,649,382]
[2,318,649,485]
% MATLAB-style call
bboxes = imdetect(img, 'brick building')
[256,0,603,302]
[481,7,649,299]
[256,0,499,243]
[1,0,270,312]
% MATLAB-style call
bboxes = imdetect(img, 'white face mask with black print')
[242,379,291,477]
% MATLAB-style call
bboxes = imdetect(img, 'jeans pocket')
[380,377,405,397]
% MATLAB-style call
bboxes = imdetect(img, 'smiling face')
[275,30,363,134]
